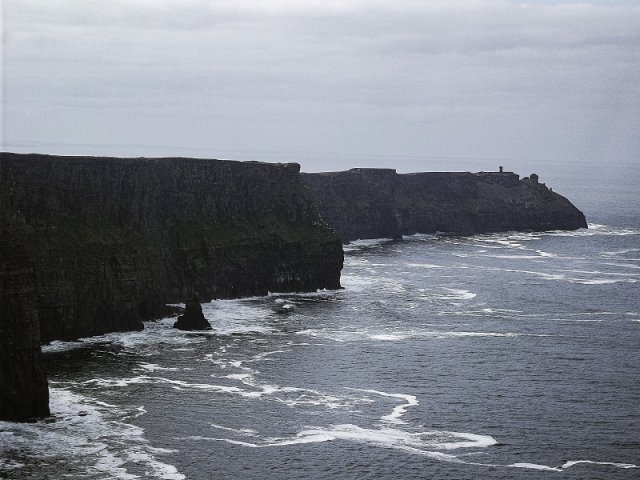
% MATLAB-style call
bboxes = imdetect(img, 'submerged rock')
[173,294,212,331]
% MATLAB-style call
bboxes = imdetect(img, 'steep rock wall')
[303,169,587,242]
[0,153,343,344]
[0,232,50,421]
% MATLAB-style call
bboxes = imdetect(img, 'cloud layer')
[3,0,640,171]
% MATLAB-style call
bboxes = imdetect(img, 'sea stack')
[173,293,212,331]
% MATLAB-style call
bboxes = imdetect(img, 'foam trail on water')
[509,462,562,471]
[185,424,493,462]
[348,388,419,424]
[561,460,638,469]
[507,459,639,471]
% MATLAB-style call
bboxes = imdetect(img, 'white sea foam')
[406,263,444,269]
[189,423,495,463]
[440,288,477,300]
[0,388,184,479]
[561,460,638,469]
[297,327,547,343]
[83,372,367,411]
[569,278,637,285]
[42,317,204,354]
[343,238,395,251]
[0,459,24,470]
[341,273,406,294]
[543,224,640,237]
[209,424,259,436]
[508,459,639,471]
[202,301,273,336]
[602,248,640,256]
[349,388,418,424]
[509,462,561,471]
[134,362,180,372]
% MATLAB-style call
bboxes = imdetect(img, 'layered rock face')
[0,232,50,421]
[0,153,343,344]
[303,169,587,243]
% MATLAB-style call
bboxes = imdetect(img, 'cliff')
[0,153,343,345]
[0,232,50,421]
[303,169,587,242]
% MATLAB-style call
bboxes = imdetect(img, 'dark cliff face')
[301,169,402,242]
[303,169,587,243]
[0,232,50,421]
[0,153,343,343]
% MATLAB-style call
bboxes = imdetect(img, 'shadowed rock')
[0,234,50,421]
[173,293,212,331]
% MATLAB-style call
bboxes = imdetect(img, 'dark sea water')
[1,163,639,479]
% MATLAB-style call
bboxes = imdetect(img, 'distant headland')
[303,167,587,243]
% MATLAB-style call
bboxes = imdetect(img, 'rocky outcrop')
[303,169,587,242]
[173,293,212,331]
[0,153,343,344]
[0,232,50,421]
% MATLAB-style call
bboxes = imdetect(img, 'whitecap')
[406,263,444,269]
[209,424,259,437]
[343,238,396,251]
[568,278,637,285]
[549,224,640,237]
[440,288,477,300]
[0,460,24,470]
[0,388,185,479]
[134,363,179,373]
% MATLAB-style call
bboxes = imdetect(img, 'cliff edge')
[0,153,343,343]
[303,169,587,243]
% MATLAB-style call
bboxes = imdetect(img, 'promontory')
[303,168,587,243]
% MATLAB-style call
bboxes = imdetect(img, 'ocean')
[1,160,638,479]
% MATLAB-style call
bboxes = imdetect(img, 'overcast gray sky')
[2,0,639,173]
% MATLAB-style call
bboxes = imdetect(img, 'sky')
[2,0,639,175]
